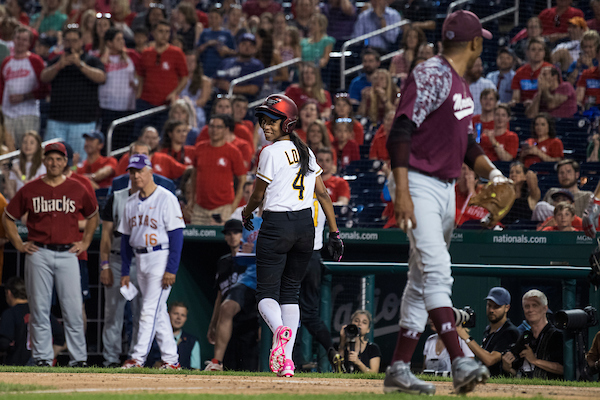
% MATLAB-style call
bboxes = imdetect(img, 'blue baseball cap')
[83,130,105,144]
[485,287,511,306]
[127,154,152,170]
[239,32,256,44]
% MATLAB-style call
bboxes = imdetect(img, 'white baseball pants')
[130,251,178,365]
[399,171,456,333]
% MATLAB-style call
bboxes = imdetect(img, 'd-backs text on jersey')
[452,93,474,121]
[32,196,76,214]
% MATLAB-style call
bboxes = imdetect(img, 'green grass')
[0,382,53,392]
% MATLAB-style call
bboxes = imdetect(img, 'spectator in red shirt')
[520,113,564,168]
[194,96,254,148]
[116,126,188,180]
[285,62,332,119]
[221,113,253,167]
[160,119,195,166]
[110,0,137,28]
[369,110,394,163]
[190,115,247,225]
[538,0,584,42]
[455,164,487,227]
[332,119,359,170]
[542,201,579,231]
[472,88,497,135]
[77,130,118,189]
[232,95,254,134]
[243,0,283,18]
[326,92,364,145]
[576,64,600,108]
[316,147,350,205]
[511,37,554,104]
[525,66,577,119]
[133,19,189,141]
[480,104,519,162]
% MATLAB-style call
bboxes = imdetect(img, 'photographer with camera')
[501,290,564,379]
[586,331,600,379]
[456,287,520,377]
[424,319,474,374]
[339,310,381,374]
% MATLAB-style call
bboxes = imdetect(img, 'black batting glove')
[327,230,344,261]
[241,209,254,231]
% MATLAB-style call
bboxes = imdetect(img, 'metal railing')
[106,105,168,155]
[0,138,62,162]
[340,1,520,88]
[339,19,410,90]
[448,0,520,27]
[228,57,302,98]
[447,0,471,14]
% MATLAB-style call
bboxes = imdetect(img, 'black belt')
[134,244,168,254]
[110,250,121,255]
[34,242,72,252]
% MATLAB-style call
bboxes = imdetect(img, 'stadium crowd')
[0,0,597,380]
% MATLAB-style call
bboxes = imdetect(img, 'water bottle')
[475,122,482,143]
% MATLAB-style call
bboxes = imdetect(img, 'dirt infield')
[2,372,600,399]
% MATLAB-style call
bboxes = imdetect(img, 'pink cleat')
[277,359,295,377]
[269,325,292,373]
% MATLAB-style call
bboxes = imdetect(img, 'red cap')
[44,142,67,157]
[442,10,492,42]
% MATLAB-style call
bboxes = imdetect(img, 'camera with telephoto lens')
[453,306,476,328]
[554,306,598,331]
[343,324,360,373]
[508,329,533,358]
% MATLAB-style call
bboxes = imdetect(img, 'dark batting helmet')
[255,94,298,134]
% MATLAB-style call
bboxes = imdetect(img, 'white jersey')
[99,54,136,111]
[118,185,185,248]
[1,56,41,118]
[311,192,327,250]
[257,140,322,212]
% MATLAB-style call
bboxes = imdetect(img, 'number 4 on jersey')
[292,171,305,200]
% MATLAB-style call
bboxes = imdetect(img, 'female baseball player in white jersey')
[241,94,344,377]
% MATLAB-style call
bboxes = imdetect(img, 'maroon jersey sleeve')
[395,57,452,128]
[4,186,26,220]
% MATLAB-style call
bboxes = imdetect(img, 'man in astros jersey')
[118,154,185,369]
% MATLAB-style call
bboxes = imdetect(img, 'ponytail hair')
[289,131,313,176]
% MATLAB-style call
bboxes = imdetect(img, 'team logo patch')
[440,322,454,334]
[266,97,281,106]
[162,61,170,70]
[445,31,455,40]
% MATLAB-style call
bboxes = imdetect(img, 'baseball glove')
[468,181,516,227]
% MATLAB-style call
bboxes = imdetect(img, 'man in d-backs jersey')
[119,154,185,369]
[2,142,99,367]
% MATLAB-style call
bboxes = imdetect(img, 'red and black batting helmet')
[255,94,298,134]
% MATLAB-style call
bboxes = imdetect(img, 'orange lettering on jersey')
[138,215,144,225]
[151,219,158,229]
[143,215,149,226]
